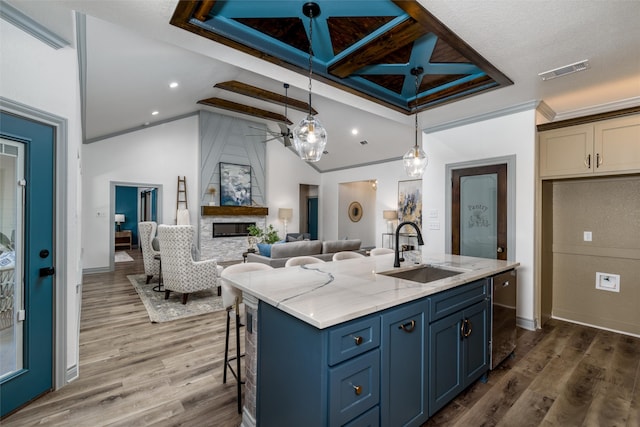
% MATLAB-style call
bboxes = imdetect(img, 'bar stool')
[221,262,273,413]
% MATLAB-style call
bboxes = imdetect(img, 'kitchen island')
[225,251,519,426]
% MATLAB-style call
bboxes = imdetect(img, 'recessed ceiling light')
[538,59,590,81]
[152,111,159,116]
[351,128,359,135]
[169,82,179,88]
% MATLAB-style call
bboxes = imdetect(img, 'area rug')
[127,274,224,323]
[115,251,134,262]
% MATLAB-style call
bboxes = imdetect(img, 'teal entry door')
[0,112,55,416]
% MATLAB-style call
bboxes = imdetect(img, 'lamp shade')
[278,208,293,221]
[115,214,125,223]
[383,210,398,220]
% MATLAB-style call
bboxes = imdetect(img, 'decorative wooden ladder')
[176,176,189,224]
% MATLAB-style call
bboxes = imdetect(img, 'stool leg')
[235,311,242,414]
[223,310,231,383]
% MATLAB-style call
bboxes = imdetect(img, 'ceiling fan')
[247,83,293,147]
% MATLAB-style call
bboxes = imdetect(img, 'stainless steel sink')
[377,264,463,283]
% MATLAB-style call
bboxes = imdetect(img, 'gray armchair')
[138,221,160,284]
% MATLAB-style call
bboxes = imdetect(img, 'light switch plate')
[583,231,592,241]
[428,221,440,230]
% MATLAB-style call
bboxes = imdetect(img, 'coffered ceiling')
[170,0,512,115]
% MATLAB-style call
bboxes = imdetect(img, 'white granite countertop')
[224,250,519,329]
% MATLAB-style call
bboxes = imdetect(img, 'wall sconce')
[278,208,293,236]
[115,214,125,231]
[383,210,398,234]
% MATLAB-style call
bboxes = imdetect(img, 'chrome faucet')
[394,221,425,268]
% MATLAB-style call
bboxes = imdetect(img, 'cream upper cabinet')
[594,115,640,173]
[539,114,640,178]
[539,124,593,177]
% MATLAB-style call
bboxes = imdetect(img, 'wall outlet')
[595,272,620,292]
[583,231,592,241]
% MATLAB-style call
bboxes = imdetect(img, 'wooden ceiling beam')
[393,0,513,87]
[328,19,428,78]
[197,97,293,125]
[193,1,217,22]
[215,81,317,115]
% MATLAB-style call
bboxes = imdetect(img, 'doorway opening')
[337,180,377,248]
[299,184,318,240]
[110,182,162,270]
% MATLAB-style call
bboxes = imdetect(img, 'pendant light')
[293,2,327,162]
[403,67,428,178]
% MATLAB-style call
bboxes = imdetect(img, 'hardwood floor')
[3,251,639,426]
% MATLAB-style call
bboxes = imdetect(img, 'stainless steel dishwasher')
[490,269,517,369]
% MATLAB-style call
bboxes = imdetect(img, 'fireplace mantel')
[201,206,269,216]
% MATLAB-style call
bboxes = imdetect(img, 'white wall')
[1,17,83,378]
[265,142,321,238]
[338,181,377,246]
[321,159,406,246]
[82,116,199,270]
[423,109,537,325]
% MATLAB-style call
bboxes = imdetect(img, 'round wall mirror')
[348,201,363,222]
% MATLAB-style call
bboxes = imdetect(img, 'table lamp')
[278,208,293,236]
[383,210,397,233]
[115,214,125,231]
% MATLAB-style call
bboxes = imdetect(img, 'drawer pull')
[353,335,363,345]
[353,384,362,396]
[585,154,591,169]
[399,320,416,333]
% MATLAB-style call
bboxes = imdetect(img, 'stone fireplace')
[200,206,268,262]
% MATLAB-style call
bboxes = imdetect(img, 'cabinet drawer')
[343,405,379,427]
[329,316,380,366]
[329,349,380,427]
[428,279,487,322]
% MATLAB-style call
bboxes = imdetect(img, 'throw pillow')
[286,234,304,242]
[257,243,272,257]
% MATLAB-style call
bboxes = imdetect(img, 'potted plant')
[248,224,280,257]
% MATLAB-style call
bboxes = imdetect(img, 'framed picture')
[220,162,252,206]
[398,179,423,231]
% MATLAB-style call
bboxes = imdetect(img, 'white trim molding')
[0,2,69,49]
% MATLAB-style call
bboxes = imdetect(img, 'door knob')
[39,267,55,277]
[497,247,504,253]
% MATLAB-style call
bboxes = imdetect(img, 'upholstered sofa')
[246,239,365,268]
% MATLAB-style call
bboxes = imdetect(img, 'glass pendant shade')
[293,114,327,162]
[403,144,428,178]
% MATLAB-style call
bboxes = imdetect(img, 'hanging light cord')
[307,8,314,116]
[413,69,421,152]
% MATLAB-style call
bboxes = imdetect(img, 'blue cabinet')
[258,302,381,426]
[428,280,489,416]
[380,299,428,427]
[257,279,490,425]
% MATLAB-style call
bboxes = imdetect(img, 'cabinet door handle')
[353,384,363,396]
[353,335,363,345]
[596,153,602,168]
[585,154,591,169]
[463,319,473,337]
[398,320,416,333]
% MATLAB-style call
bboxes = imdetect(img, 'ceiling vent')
[538,60,590,81]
